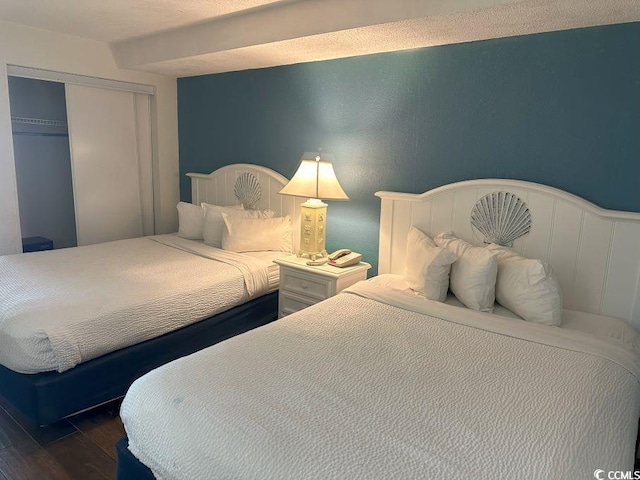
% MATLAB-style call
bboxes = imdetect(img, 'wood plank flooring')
[0,396,124,480]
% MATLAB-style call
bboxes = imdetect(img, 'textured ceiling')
[1,0,638,77]
[0,0,283,42]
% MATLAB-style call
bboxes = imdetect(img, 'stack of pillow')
[405,226,562,326]
[176,202,292,253]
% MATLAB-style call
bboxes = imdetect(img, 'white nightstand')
[274,255,371,318]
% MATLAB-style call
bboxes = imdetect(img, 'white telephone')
[328,249,362,268]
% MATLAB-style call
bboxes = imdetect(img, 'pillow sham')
[486,244,562,326]
[203,204,273,248]
[404,227,457,302]
[221,214,292,253]
[176,202,205,240]
[434,232,498,312]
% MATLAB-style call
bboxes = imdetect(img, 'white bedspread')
[121,279,640,480]
[0,235,271,373]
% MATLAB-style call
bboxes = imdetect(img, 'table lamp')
[279,152,348,263]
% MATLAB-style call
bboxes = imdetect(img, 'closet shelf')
[11,116,67,128]
[12,131,69,137]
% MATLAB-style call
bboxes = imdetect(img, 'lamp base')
[298,199,328,261]
[296,250,328,264]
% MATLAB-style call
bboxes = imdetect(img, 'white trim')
[6,65,155,95]
[633,272,640,323]
[0,62,23,254]
[376,179,640,221]
[187,163,289,186]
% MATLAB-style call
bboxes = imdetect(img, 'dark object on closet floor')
[22,236,54,252]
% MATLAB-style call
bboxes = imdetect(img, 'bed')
[0,163,304,426]
[117,179,640,479]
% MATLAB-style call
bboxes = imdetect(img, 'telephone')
[328,249,362,268]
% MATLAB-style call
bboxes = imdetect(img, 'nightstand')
[274,255,371,318]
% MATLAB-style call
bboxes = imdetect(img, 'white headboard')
[376,179,640,329]
[187,163,303,250]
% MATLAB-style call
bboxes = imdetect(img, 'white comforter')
[0,235,271,373]
[121,278,640,480]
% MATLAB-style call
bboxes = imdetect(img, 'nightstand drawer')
[279,291,318,317]
[281,271,331,300]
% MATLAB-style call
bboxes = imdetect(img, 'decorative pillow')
[404,227,457,302]
[221,214,292,253]
[487,244,562,326]
[176,202,205,240]
[203,204,273,248]
[434,232,498,312]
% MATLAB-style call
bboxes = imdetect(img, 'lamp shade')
[279,155,348,200]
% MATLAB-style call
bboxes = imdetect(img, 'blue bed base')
[116,436,156,480]
[0,292,278,426]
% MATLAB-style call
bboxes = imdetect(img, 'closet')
[7,68,154,250]
[9,77,76,250]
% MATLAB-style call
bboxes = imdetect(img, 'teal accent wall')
[178,23,640,275]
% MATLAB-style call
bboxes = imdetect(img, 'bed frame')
[376,179,640,329]
[0,163,302,427]
[116,178,640,479]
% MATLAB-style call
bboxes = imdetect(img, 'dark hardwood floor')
[0,397,124,480]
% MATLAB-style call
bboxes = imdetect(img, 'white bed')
[0,163,304,425]
[0,235,281,373]
[120,179,640,479]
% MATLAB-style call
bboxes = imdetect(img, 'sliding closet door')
[65,85,150,245]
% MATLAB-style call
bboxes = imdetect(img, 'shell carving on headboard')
[234,172,261,210]
[470,191,531,247]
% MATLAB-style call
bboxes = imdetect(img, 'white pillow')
[177,202,242,240]
[202,202,243,211]
[203,204,273,248]
[487,244,562,326]
[221,214,292,253]
[404,227,457,302]
[176,202,205,240]
[434,232,498,312]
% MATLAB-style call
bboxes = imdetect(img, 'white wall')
[0,20,179,255]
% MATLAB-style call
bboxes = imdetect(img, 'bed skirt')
[116,436,155,480]
[0,291,278,426]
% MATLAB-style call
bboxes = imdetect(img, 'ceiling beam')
[111,0,519,69]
